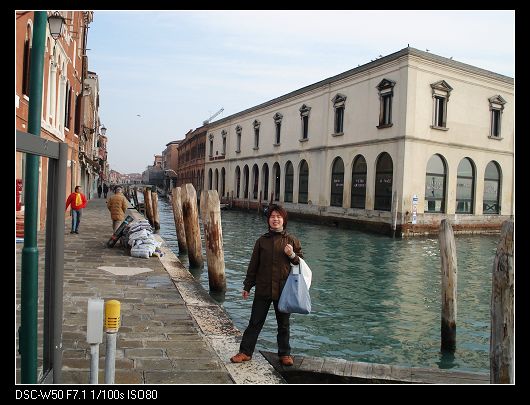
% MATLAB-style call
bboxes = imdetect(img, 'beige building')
[203,47,514,236]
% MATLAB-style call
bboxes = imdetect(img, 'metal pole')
[53,142,67,382]
[20,11,47,384]
[104,332,117,384]
[89,344,100,384]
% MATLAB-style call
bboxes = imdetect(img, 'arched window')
[424,154,447,213]
[252,164,259,199]
[235,166,241,198]
[483,161,501,214]
[214,168,219,191]
[284,161,294,202]
[221,167,226,197]
[330,157,344,207]
[374,152,393,211]
[298,160,309,204]
[208,168,212,190]
[243,165,249,199]
[456,158,475,214]
[273,163,281,201]
[262,163,269,201]
[351,155,367,209]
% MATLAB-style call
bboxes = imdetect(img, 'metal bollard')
[104,300,121,384]
[86,298,104,384]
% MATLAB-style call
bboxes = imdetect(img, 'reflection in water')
[157,198,497,373]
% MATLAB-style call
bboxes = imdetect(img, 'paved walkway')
[16,195,284,384]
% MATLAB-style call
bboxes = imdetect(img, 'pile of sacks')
[123,219,163,259]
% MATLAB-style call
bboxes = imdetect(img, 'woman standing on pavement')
[230,204,303,367]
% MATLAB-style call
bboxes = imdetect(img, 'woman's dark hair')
[267,204,288,229]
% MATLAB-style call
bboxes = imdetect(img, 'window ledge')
[430,125,449,131]
[488,135,503,140]
[235,150,241,153]
[299,138,308,143]
[253,147,259,150]
[273,143,281,147]
[331,132,344,137]
[376,123,393,129]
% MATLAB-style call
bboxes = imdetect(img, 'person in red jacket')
[65,185,87,234]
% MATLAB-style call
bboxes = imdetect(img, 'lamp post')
[20,11,63,384]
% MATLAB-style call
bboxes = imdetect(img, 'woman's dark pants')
[239,295,291,356]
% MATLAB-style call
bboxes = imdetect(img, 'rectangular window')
[275,122,281,144]
[434,96,446,127]
[254,128,259,148]
[302,116,309,139]
[22,40,31,95]
[74,93,82,134]
[209,140,213,157]
[334,107,344,133]
[382,94,392,125]
[222,137,226,154]
[236,133,241,152]
[491,109,501,137]
[64,85,71,129]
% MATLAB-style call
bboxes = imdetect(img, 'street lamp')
[47,11,65,40]
[100,125,107,136]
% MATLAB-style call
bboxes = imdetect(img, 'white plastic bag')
[292,257,312,289]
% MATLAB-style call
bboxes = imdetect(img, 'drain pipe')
[86,298,104,384]
[104,300,121,384]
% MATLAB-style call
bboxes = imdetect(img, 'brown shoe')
[230,352,252,363]
[279,355,294,366]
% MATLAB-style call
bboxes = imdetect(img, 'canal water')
[156,198,497,373]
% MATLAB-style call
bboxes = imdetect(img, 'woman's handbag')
[278,258,312,314]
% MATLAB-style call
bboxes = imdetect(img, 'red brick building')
[16,11,93,229]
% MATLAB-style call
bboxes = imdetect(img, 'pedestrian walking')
[65,185,87,234]
[107,185,129,232]
[103,183,109,198]
[230,204,303,367]
[97,183,102,198]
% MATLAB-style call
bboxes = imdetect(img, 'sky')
[86,10,515,174]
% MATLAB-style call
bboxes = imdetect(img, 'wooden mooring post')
[258,191,262,214]
[171,186,187,253]
[490,220,514,384]
[181,183,203,268]
[438,219,457,351]
[151,189,160,230]
[200,190,226,291]
[143,188,154,226]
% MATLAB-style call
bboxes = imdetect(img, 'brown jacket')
[243,230,303,300]
[107,193,128,221]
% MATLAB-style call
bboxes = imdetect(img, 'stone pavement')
[16,195,284,385]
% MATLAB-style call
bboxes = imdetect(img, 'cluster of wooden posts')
[439,219,514,384]
[128,183,226,292]
[172,184,226,292]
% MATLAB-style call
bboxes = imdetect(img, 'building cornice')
[208,47,513,129]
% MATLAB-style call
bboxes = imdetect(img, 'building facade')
[16,11,93,229]
[162,140,180,192]
[176,126,206,194]
[203,47,514,236]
